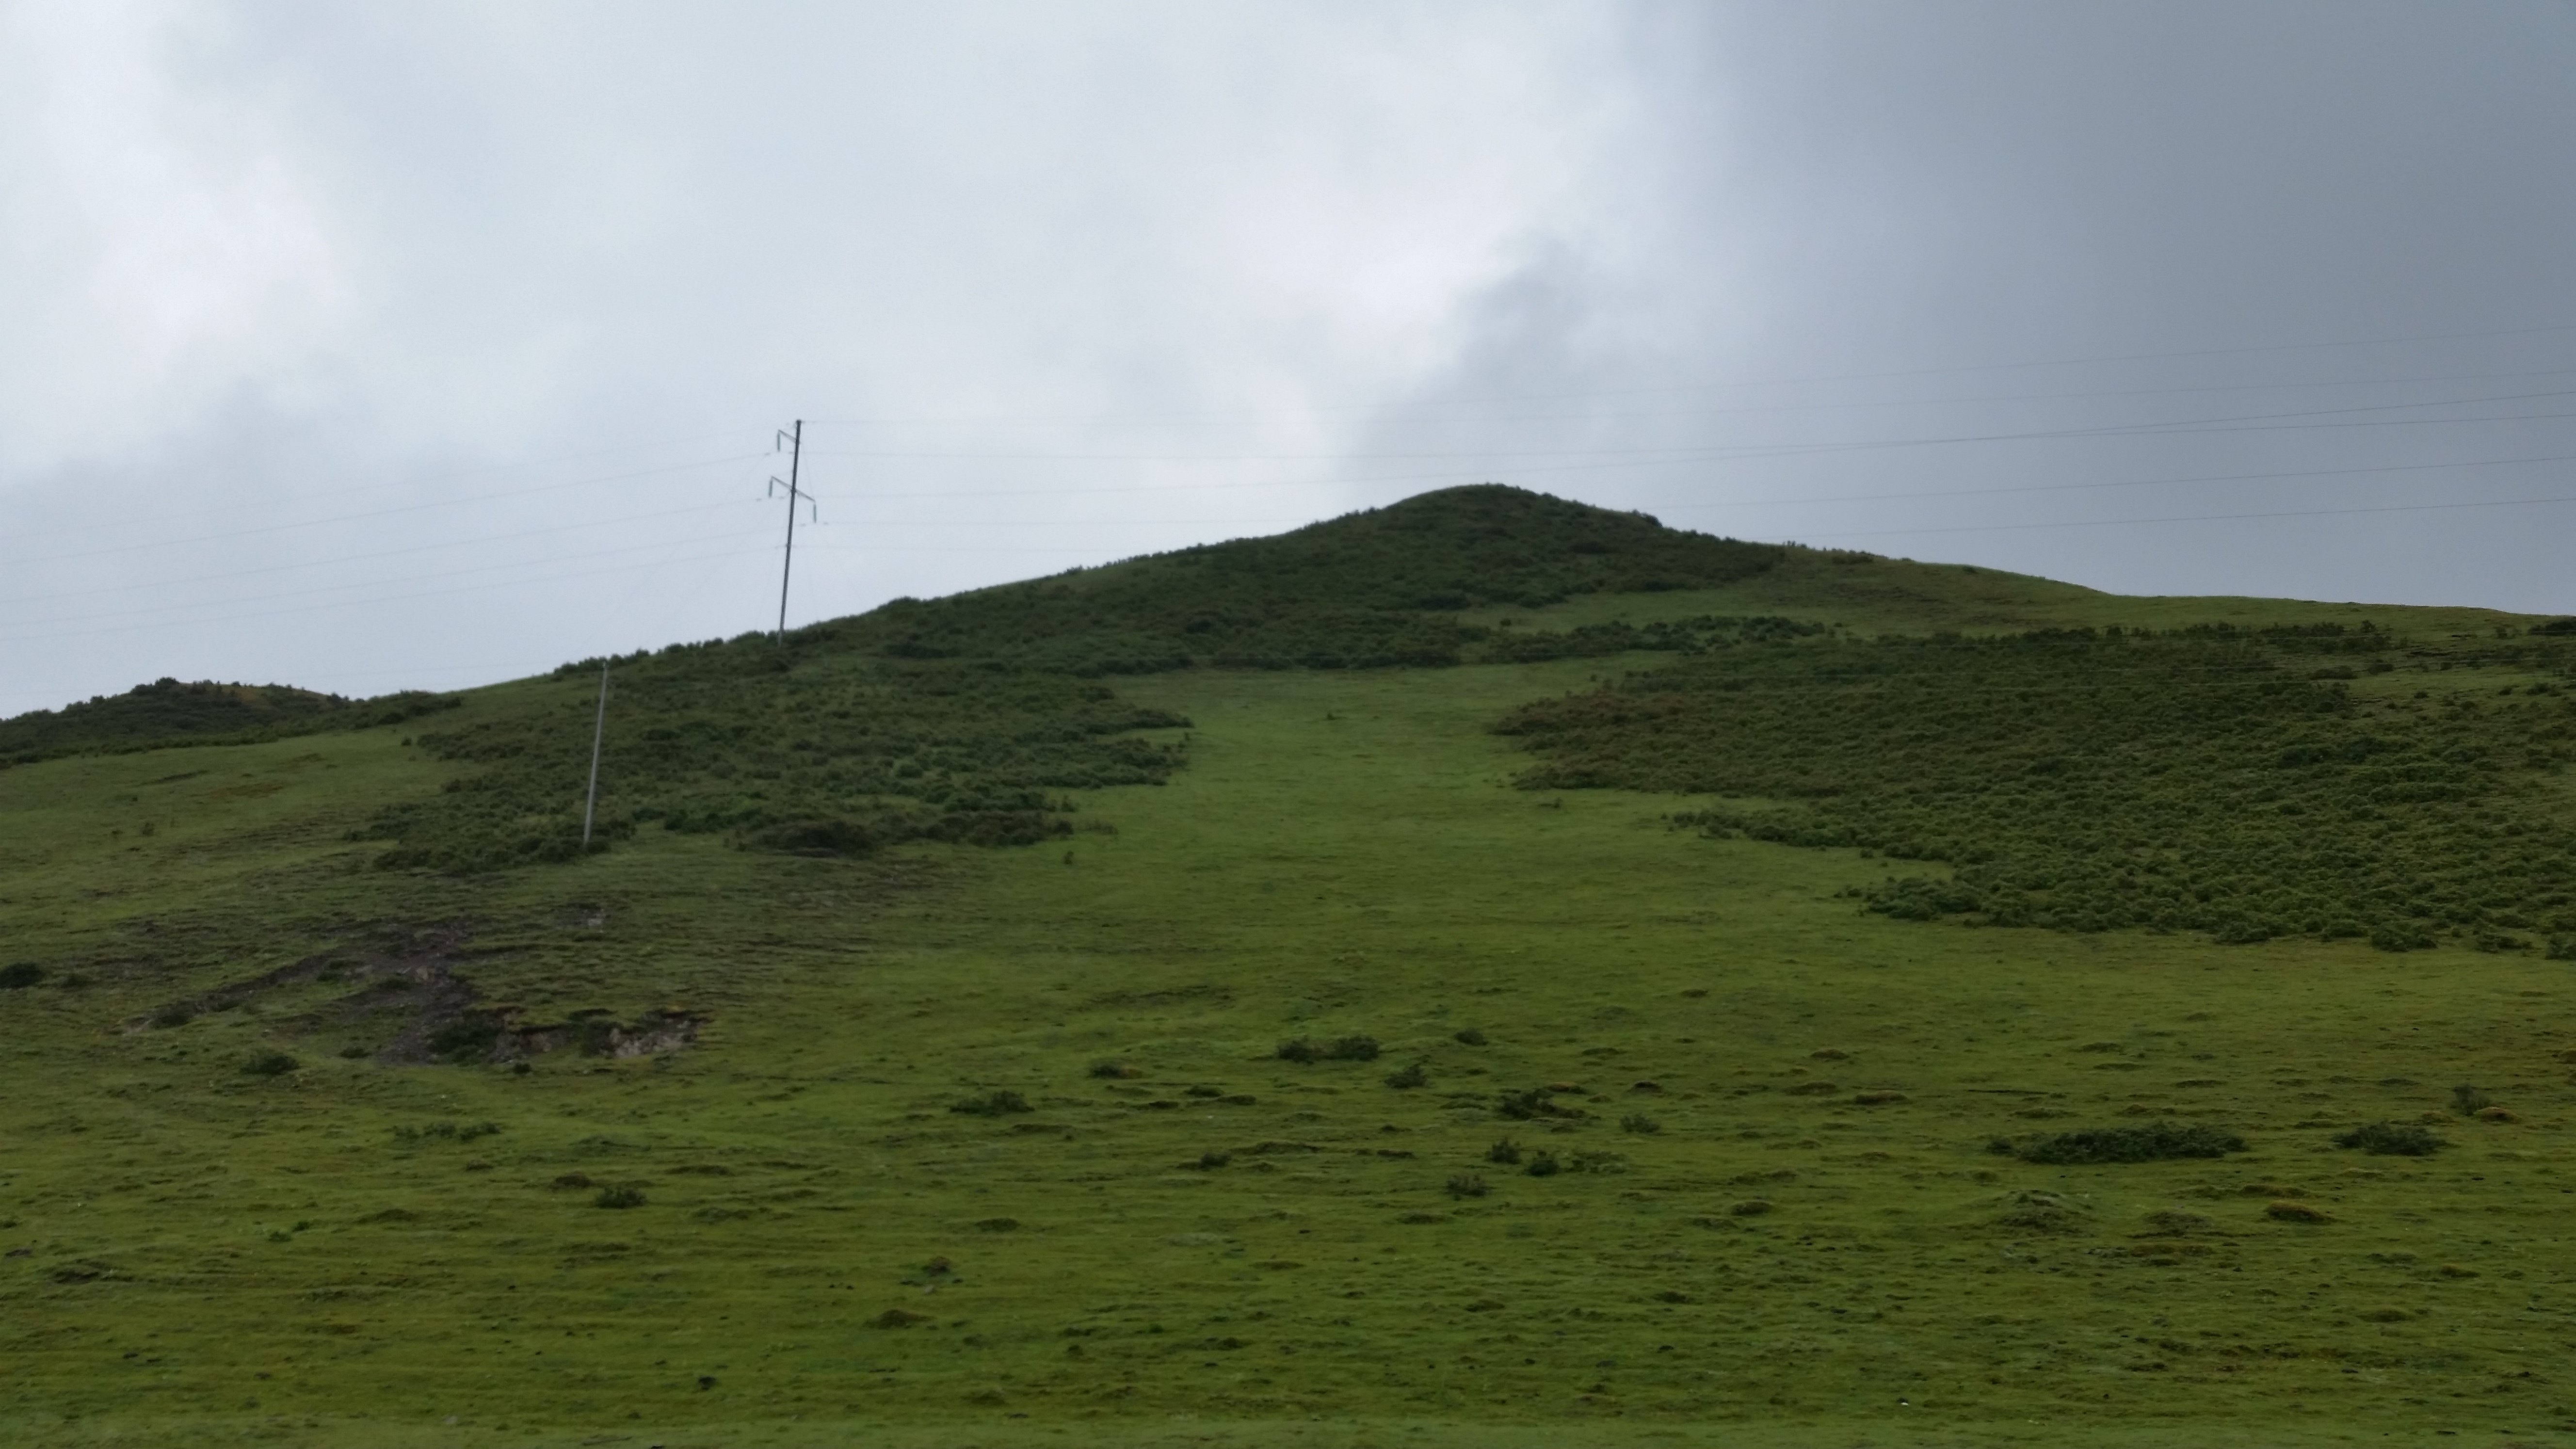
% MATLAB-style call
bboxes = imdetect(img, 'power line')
[0,451,765,569]
[0,497,771,608]
[0,535,779,642]
[1804,491,2576,541]
[0,431,771,548]
[808,320,2576,426]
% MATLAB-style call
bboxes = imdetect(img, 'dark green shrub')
[1452,1028,1488,1046]
[240,1050,299,1078]
[1184,1084,1224,1098]
[1524,1151,1562,1178]
[1088,1060,1141,1078]
[2335,1121,2445,1156]
[595,1186,646,1209]
[428,1018,501,1064]
[2016,1122,2244,1164]
[1619,1113,1661,1134]
[1197,1151,1231,1170]
[394,1120,500,1144]
[1487,1137,1523,1165]
[1496,1087,1580,1120]
[2548,935,2576,961]
[1384,1061,1428,1089]
[149,1006,193,1029]
[0,962,45,990]
[1446,1173,1488,1199]
[2449,1084,2493,1116]
[950,1090,1033,1117]
[1279,1035,1380,1064]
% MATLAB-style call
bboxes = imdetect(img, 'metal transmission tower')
[769,420,818,643]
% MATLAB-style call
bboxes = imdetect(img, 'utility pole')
[771,419,810,643]
[580,660,609,849]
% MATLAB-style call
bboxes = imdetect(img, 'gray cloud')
[4,2,2572,715]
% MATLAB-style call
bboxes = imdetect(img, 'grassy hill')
[2,486,2573,1448]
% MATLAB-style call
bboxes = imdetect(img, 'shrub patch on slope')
[1498,625,2576,948]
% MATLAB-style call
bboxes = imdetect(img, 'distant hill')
[0,678,459,767]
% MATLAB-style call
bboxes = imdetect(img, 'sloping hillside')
[1,485,2572,1449]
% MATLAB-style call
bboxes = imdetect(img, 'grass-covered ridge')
[850,483,1786,674]
[1500,623,2576,952]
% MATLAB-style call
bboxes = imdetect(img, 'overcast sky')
[4,1,2573,717]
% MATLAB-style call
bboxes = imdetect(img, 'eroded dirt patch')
[126,921,699,1065]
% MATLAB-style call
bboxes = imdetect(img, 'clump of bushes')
[1523,1151,1562,1178]
[1446,1174,1488,1199]
[1619,1113,1661,1134]
[428,1017,502,1064]
[2336,1121,2444,1156]
[950,1090,1033,1116]
[392,1120,500,1144]
[1496,1087,1583,1120]
[1276,1035,1380,1064]
[595,1186,646,1209]
[1384,1061,1429,1089]
[2012,1122,2245,1164]
[1087,1061,1141,1079]
[2450,1084,2493,1116]
[240,1050,300,1078]
[1452,1028,1488,1046]
[1196,1151,1231,1170]
[1487,1137,1523,1165]
[0,962,46,989]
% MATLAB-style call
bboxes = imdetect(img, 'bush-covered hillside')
[0,677,458,767]
[363,486,1784,870]
[1500,625,2576,950]
[833,484,1784,674]
[362,645,1189,871]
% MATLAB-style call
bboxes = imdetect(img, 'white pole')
[581,661,609,849]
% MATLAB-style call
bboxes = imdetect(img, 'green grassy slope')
[3,489,2574,1447]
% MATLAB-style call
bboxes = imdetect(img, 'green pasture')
[5,647,2575,1447]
